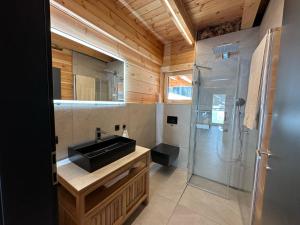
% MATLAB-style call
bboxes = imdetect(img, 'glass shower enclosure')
[187,50,255,201]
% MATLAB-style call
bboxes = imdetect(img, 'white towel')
[75,74,96,101]
[244,34,268,129]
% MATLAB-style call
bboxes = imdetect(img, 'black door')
[260,0,300,224]
[0,0,58,225]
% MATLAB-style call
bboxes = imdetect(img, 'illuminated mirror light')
[53,100,126,105]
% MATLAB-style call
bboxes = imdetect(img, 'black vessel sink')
[68,136,136,172]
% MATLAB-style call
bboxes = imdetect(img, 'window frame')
[163,70,193,104]
[211,94,226,125]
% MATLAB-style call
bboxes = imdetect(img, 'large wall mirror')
[51,32,125,103]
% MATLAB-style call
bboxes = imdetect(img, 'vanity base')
[57,146,150,225]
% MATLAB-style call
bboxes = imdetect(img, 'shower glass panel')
[188,57,240,198]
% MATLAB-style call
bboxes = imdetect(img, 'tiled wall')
[54,103,156,160]
[156,103,191,169]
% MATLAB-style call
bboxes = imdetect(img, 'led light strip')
[51,28,124,62]
[162,0,193,45]
[53,100,126,105]
[50,0,151,62]
[51,28,127,105]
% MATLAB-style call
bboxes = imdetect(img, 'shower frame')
[187,55,244,199]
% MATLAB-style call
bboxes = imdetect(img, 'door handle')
[257,148,272,158]
[266,164,272,171]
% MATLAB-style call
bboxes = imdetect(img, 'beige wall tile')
[128,103,156,148]
[54,104,73,160]
[54,103,156,161]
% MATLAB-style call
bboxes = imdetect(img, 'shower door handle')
[258,148,272,158]
[266,164,272,171]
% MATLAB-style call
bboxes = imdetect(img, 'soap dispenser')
[122,125,129,138]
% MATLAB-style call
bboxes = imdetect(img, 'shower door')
[188,57,240,198]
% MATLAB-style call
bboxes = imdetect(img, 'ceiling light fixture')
[162,0,193,45]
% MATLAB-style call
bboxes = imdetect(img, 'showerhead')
[236,98,246,107]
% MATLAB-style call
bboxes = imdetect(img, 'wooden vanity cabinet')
[57,146,150,225]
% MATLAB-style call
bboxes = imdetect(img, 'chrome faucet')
[95,128,109,142]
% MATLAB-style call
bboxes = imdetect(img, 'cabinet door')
[124,173,147,213]
[85,194,123,225]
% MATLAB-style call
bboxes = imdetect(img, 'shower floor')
[188,174,230,198]
[125,164,249,225]
[188,174,252,225]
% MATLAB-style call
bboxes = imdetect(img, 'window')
[166,73,193,102]
[212,94,226,124]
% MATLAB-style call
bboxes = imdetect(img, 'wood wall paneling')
[52,48,74,100]
[126,62,160,103]
[162,38,195,71]
[182,0,244,30]
[53,0,163,65]
[50,3,162,104]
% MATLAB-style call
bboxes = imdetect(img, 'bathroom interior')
[3,0,300,225]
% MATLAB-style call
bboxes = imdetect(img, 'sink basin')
[68,136,136,172]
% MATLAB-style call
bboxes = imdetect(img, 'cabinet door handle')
[51,152,58,186]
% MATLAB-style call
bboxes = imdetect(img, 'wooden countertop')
[57,145,150,193]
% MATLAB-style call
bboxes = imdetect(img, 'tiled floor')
[125,164,249,225]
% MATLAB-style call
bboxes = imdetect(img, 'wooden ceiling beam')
[241,0,262,29]
[162,0,196,45]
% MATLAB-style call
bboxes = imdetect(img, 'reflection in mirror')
[51,32,124,102]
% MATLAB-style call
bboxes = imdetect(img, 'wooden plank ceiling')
[114,0,245,44]
[183,0,244,30]
[114,0,183,44]
[114,0,263,45]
